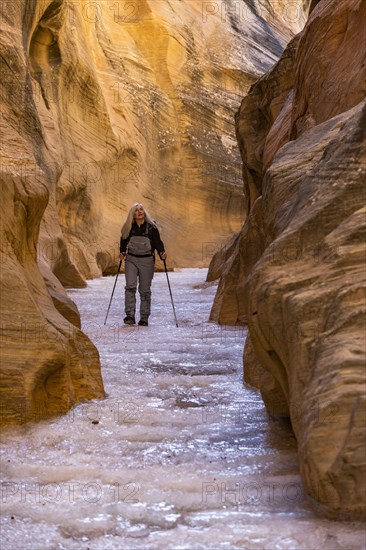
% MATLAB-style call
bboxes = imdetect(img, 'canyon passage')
[1,0,365,547]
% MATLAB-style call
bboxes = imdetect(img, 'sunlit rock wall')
[209,0,366,519]
[9,0,306,283]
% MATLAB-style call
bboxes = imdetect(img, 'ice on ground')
[1,269,365,550]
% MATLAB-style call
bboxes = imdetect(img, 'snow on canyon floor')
[1,269,365,550]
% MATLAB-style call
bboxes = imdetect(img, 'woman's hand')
[119,252,126,260]
[160,252,167,260]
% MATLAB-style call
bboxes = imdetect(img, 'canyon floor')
[0,269,365,549]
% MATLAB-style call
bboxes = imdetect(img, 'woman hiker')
[119,203,167,326]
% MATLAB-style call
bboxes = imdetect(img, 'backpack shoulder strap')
[145,222,154,237]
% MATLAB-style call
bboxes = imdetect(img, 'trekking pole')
[104,259,123,325]
[163,259,178,327]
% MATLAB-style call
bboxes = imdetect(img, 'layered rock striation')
[15,0,305,282]
[209,0,366,519]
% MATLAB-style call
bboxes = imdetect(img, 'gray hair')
[121,203,157,239]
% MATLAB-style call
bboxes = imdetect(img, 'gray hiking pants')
[124,254,155,320]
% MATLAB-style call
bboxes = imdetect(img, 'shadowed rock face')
[209,0,366,519]
[0,1,105,424]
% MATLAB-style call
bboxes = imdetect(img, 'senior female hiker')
[119,203,167,326]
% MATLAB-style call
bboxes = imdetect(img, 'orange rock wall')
[209,0,366,519]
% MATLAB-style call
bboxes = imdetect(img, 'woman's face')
[134,205,145,222]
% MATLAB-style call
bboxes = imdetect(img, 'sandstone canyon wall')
[209,0,366,520]
[3,0,307,283]
[1,1,106,424]
[1,1,306,423]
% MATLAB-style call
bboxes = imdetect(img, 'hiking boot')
[138,319,148,326]
[124,315,135,325]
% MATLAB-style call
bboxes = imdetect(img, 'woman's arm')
[151,226,167,259]
[120,236,128,254]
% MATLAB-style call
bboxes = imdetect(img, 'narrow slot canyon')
[1,0,365,548]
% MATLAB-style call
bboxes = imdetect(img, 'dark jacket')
[120,221,165,256]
